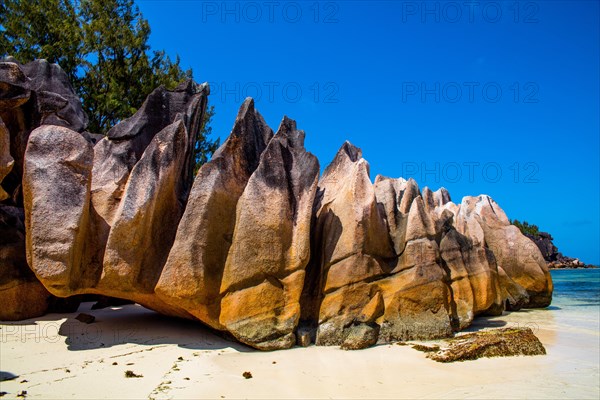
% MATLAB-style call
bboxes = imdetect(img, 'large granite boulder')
[0,59,90,319]
[457,196,553,308]
[98,120,191,296]
[83,80,209,309]
[376,187,453,342]
[0,59,88,205]
[22,125,93,296]
[309,143,395,347]
[87,80,208,285]
[21,76,210,318]
[219,117,319,350]
[155,98,273,328]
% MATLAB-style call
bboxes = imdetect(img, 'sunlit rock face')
[4,60,553,349]
[0,59,90,320]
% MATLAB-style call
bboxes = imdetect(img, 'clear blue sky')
[137,0,599,265]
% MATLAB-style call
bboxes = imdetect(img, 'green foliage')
[511,219,540,236]
[0,0,217,171]
[0,0,83,84]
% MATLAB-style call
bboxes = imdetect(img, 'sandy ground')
[0,301,598,399]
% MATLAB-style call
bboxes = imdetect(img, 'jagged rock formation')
[2,60,554,349]
[22,78,210,321]
[23,125,94,295]
[525,231,597,269]
[155,98,274,327]
[0,59,91,319]
[218,117,319,350]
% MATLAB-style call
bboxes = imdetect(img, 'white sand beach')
[1,300,598,400]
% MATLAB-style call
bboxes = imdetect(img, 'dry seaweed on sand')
[124,370,143,378]
[411,344,440,353]
[425,327,546,363]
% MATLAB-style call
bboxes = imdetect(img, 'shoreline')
[1,298,598,400]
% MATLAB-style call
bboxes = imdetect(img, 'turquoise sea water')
[550,269,600,307]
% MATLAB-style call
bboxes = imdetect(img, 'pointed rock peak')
[434,187,451,205]
[322,141,364,180]
[174,79,206,94]
[422,187,435,210]
[340,141,362,162]
[107,78,207,141]
[196,81,210,95]
[212,97,273,162]
[405,195,436,240]
[274,116,306,149]
[397,178,421,214]
[374,175,406,186]
[374,174,390,185]
[357,158,371,180]
[228,98,271,141]
[235,97,256,122]
[400,178,421,196]
[406,177,419,187]
[276,115,297,135]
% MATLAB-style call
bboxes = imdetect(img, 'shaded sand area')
[0,299,598,399]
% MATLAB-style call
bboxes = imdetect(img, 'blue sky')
[137,0,599,264]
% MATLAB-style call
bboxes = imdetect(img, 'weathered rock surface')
[0,59,88,205]
[99,120,190,296]
[456,196,553,308]
[219,117,319,350]
[23,125,93,296]
[21,76,210,319]
[87,80,209,289]
[0,59,90,319]
[0,204,52,320]
[308,143,394,347]
[2,63,555,351]
[91,80,206,226]
[155,98,273,328]
[376,182,453,342]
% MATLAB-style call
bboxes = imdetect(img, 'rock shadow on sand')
[52,303,255,353]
